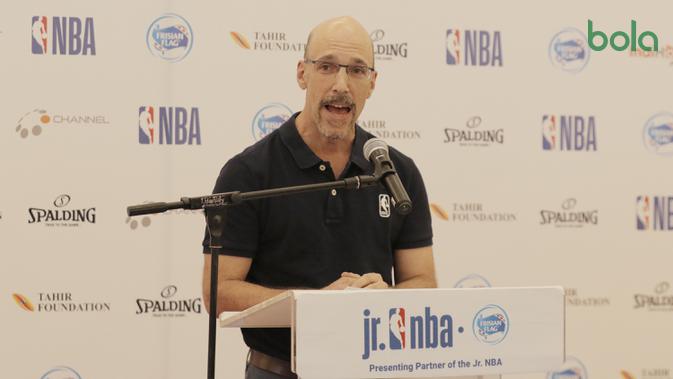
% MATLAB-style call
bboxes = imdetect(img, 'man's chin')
[317,121,353,141]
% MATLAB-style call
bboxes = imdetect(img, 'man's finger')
[365,281,389,289]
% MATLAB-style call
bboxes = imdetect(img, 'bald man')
[202,16,436,379]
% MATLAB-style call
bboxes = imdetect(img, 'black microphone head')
[363,138,389,160]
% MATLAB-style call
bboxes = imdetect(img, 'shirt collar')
[280,112,373,173]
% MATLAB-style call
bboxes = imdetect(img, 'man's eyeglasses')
[305,59,375,80]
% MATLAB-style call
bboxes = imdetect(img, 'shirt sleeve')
[201,157,260,257]
[392,158,433,250]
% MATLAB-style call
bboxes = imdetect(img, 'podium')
[220,287,565,379]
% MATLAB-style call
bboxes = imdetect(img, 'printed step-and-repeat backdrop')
[1,0,671,378]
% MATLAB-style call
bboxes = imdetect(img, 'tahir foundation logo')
[138,106,202,145]
[436,203,516,223]
[637,196,673,231]
[147,14,193,62]
[588,20,658,52]
[12,292,110,313]
[549,28,590,73]
[446,28,503,67]
[40,366,82,379]
[540,198,598,228]
[15,108,110,139]
[136,285,202,317]
[643,113,673,155]
[370,29,407,61]
[444,116,504,147]
[634,282,673,312]
[359,119,421,140]
[28,194,96,227]
[547,356,588,379]
[628,368,673,379]
[565,288,610,307]
[229,31,305,52]
[31,16,96,55]
[542,115,597,151]
[252,103,292,141]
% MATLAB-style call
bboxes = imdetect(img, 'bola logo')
[252,103,292,141]
[472,304,509,345]
[146,14,193,62]
[643,112,673,155]
[549,28,590,73]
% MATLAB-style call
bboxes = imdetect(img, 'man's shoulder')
[227,128,285,169]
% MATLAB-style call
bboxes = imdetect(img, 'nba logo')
[138,106,155,144]
[542,115,557,150]
[379,194,391,218]
[446,29,461,65]
[31,16,48,54]
[637,196,650,230]
[388,308,406,350]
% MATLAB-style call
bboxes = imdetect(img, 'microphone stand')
[127,173,383,379]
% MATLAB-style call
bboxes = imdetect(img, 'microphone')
[363,138,413,215]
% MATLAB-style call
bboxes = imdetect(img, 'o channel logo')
[549,28,590,73]
[472,304,509,344]
[643,112,673,155]
[146,14,193,62]
[252,103,292,141]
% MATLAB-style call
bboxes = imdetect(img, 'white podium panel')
[221,287,564,379]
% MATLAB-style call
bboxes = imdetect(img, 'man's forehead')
[306,17,374,64]
[313,52,369,65]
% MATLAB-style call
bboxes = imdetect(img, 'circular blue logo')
[549,28,590,73]
[454,274,491,288]
[252,103,293,141]
[643,112,673,155]
[41,366,82,379]
[146,14,193,62]
[472,304,509,344]
[547,356,588,379]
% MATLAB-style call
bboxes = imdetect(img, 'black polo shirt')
[202,112,432,362]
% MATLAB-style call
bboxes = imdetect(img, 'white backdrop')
[1,1,672,378]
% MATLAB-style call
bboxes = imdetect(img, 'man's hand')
[322,272,362,290]
[342,272,389,289]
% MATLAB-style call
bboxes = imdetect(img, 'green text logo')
[588,20,658,52]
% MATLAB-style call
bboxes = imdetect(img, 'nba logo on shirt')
[379,194,391,218]
[389,308,406,349]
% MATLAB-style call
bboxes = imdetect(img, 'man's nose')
[331,66,350,93]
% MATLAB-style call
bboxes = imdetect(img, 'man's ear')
[297,60,307,90]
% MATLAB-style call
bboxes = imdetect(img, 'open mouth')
[323,103,353,114]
